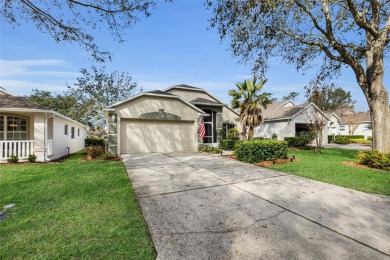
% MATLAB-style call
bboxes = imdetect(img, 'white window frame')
[0,115,28,141]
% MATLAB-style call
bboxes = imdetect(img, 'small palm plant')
[229,77,273,139]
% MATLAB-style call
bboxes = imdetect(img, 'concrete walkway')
[122,152,390,260]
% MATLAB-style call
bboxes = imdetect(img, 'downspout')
[44,114,47,162]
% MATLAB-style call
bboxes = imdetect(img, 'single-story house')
[103,84,241,154]
[0,88,87,162]
[326,109,372,139]
[254,100,329,143]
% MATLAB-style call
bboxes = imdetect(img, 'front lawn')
[268,148,390,196]
[0,152,156,259]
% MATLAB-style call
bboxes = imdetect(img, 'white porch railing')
[47,140,53,156]
[0,140,35,161]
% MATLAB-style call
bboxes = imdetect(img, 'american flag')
[199,115,206,140]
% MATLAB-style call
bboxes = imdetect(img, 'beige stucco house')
[103,84,241,154]
[254,100,329,144]
[0,88,87,162]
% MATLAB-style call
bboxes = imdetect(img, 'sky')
[1,0,389,112]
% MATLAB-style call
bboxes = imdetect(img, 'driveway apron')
[122,152,390,260]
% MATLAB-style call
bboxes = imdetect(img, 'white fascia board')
[0,108,87,128]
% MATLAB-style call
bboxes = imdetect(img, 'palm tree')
[229,77,273,139]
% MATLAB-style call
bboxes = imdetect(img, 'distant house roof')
[0,91,46,109]
[325,108,371,124]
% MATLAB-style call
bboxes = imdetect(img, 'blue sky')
[1,0,388,112]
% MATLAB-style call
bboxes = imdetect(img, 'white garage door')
[121,120,196,154]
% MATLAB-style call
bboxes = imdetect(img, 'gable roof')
[0,91,46,109]
[262,102,328,121]
[164,84,228,105]
[325,108,371,124]
[105,91,206,114]
[0,89,87,128]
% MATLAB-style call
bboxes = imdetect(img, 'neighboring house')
[254,100,329,144]
[0,88,87,162]
[326,109,372,139]
[103,84,241,154]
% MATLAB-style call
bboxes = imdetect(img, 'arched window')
[0,115,27,140]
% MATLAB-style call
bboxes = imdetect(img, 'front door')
[203,109,217,143]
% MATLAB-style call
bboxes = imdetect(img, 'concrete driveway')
[122,152,390,260]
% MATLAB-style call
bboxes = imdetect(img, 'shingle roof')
[190,97,223,105]
[146,90,175,96]
[262,105,307,121]
[0,91,46,109]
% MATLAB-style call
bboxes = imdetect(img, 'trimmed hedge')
[234,140,288,163]
[328,135,365,144]
[219,139,238,150]
[285,132,315,148]
[85,138,105,147]
[357,151,390,170]
[349,138,371,144]
[334,135,349,144]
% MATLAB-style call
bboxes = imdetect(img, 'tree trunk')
[364,46,390,153]
[248,127,254,140]
[368,86,390,152]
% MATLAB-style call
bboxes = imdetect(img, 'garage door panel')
[121,120,196,153]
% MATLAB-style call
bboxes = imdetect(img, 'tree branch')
[345,0,379,37]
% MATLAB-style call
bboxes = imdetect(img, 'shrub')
[285,131,315,148]
[335,135,349,144]
[7,155,19,163]
[234,140,288,163]
[198,145,221,154]
[252,137,268,140]
[227,128,239,139]
[367,136,372,140]
[86,145,105,159]
[328,135,336,143]
[357,151,390,170]
[28,154,37,163]
[349,138,371,144]
[219,139,238,150]
[85,138,105,147]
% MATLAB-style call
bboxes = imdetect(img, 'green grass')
[269,148,390,196]
[0,152,156,259]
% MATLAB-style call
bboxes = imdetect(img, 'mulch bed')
[224,155,296,168]
[341,161,386,171]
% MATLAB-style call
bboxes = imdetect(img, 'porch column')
[216,113,223,143]
[33,113,46,162]
[107,113,118,155]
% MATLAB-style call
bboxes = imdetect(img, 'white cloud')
[0,80,68,95]
[0,59,77,78]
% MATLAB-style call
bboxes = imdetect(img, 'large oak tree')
[1,0,157,62]
[209,0,390,152]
